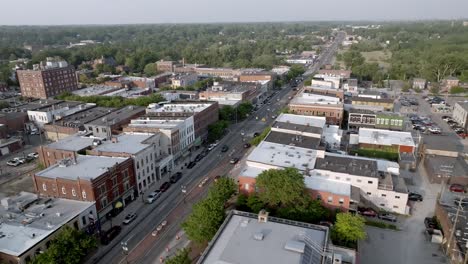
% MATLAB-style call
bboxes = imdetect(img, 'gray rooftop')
[199,210,328,264]
[425,156,468,178]
[16,99,62,112]
[46,134,95,151]
[28,101,83,113]
[351,97,394,104]
[315,155,379,178]
[85,105,145,126]
[0,192,95,257]
[272,121,323,135]
[36,155,129,181]
[58,107,116,127]
[93,133,156,154]
[265,131,321,149]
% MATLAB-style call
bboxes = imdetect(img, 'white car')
[13,157,26,164]
[7,160,21,167]
[428,127,441,134]
[146,191,161,204]
[27,152,39,159]
[123,213,137,225]
[207,144,215,151]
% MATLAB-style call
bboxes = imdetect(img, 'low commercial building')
[453,102,468,130]
[84,105,145,139]
[146,101,218,141]
[0,112,28,135]
[353,128,416,154]
[199,81,266,107]
[72,86,122,97]
[0,192,97,264]
[0,138,23,156]
[271,66,290,78]
[159,90,198,101]
[351,97,394,111]
[27,101,95,127]
[441,76,460,91]
[43,107,117,141]
[343,79,358,94]
[317,69,352,79]
[347,109,404,131]
[303,86,344,100]
[37,133,96,167]
[156,60,178,73]
[424,155,468,184]
[289,93,344,125]
[33,155,136,218]
[285,54,315,65]
[198,210,356,264]
[88,133,173,193]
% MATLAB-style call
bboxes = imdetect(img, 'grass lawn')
[361,50,392,69]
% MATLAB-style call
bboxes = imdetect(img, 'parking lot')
[359,163,447,264]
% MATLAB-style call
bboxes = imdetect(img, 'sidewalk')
[155,231,190,263]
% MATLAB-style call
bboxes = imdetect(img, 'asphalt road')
[90,32,346,264]
[303,31,346,76]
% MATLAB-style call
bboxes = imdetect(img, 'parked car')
[14,157,26,164]
[187,161,196,169]
[101,225,122,245]
[207,144,216,151]
[230,157,239,164]
[221,145,229,152]
[170,172,182,183]
[123,213,137,225]
[6,160,21,167]
[159,182,171,192]
[146,191,161,204]
[253,132,260,137]
[408,192,423,201]
[194,154,203,162]
[359,208,377,217]
[378,213,397,222]
[27,152,39,159]
[449,184,465,193]
[243,143,251,148]
[428,127,441,134]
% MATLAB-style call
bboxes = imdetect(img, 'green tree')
[246,195,266,213]
[165,248,191,264]
[450,86,465,94]
[250,126,271,146]
[256,168,305,207]
[207,120,228,142]
[219,105,235,121]
[237,101,253,119]
[430,85,440,95]
[210,177,236,202]
[333,213,366,243]
[143,63,158,76]
[182,195,225,244]
[0,101,10,109]
[31,226,96,264]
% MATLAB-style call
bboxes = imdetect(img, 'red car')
[450,184,465,193]
[360,209,377,217]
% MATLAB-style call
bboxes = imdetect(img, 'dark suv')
[159,182,171,192]
[101,225,122,245]
[170,172,182,183]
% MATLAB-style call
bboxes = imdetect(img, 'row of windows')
[42,183,87,198]
[376,118,403,126]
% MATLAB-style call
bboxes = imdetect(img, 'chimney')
[111,137,118,143]
[258,209,269,223]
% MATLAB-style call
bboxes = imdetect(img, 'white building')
[92,133,174,192]
[0,192,97,264]
[27,102,95,127]
[453,102,468,130]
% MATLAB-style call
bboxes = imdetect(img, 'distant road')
[303,31,346,76]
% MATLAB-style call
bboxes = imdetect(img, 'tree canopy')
[256,168,305,207]
[165,248,191,264]
[332,213,366,243]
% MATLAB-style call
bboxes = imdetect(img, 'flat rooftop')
[46,134,95,151]
[276,114,326,129]
[290,93,342,106]
[247,141,322,171]
[16,99,62,112]
[199,211,328,264]
[305,176,351,196]
[359,128,415,147]
[27,101,83,113]
[92,133,155,154]
[85,105,145,126]
[129,117,186,129]
[36,155,129,181]
[351,97,394,104]
[315,154,379,178]
[264,131,321,149]
[425,156,468,178]
[72,86,120,96]
[0,192,94,257]
[57,107,116,127]
[148,102,213,114]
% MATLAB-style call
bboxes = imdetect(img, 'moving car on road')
[146,191,161,204]
[378,213,397,222]
[123,213,137,225]
[187,162,196,169]
[408,192,423,201]
[221,145,229,152]
[170,172,182,183]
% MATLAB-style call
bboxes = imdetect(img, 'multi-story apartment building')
[289,93,344,125]
[88,133,173,192]
[33,155,136,218]
[17,58,78,99]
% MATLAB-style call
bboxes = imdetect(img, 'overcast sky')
[1,0,467,25]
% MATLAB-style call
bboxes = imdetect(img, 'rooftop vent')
[253,232,264,241]
[258,209,269,223]
[284,240,306,254]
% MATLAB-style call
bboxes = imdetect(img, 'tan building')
[156,60,178,72]
[17,58,78,99]
[289,93,344,125]
[351,97,394,111]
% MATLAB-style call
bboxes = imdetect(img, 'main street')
[89,32,345,264]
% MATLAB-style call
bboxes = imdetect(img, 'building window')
[113,188,119,198]
[42,183,47,191]
[98,184,106,196]
[101,197,108,208]
[82,216,87,226]
[368,181,373,184]
[82,191,87,199]
[346,178,351,181]
[61,187,66,194]
[245,183,250,191]
[72,188,76,197]
[380,203,385,206]
[393,205,399,209]
[339,198,344,204]
[367,192,372,195]
[112,176,118,186]
[123,169,129,180]
[328,196,333,203]
[395,196,400,199]
[381,194,386,197]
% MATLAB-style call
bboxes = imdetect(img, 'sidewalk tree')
[237,101,253,119]
[182,196,225,244]
[31,226,96,264]
[207,120,229,142]
[277,198,328,223]
[256,168,305,207]
[332,213,366,243]
[165,248,191,264]
[219,105,235,121]
[210,177,236,201]
[250,126,271,146]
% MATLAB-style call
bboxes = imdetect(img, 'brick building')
[17,58,78,99]
[289,93,344,125]
[33,155,136,218]
[354,128,416,154]
[37,134,96,167]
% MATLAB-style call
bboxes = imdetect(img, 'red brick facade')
[17,66,78,99]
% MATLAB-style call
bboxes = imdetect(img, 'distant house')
[441,77,460,91]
